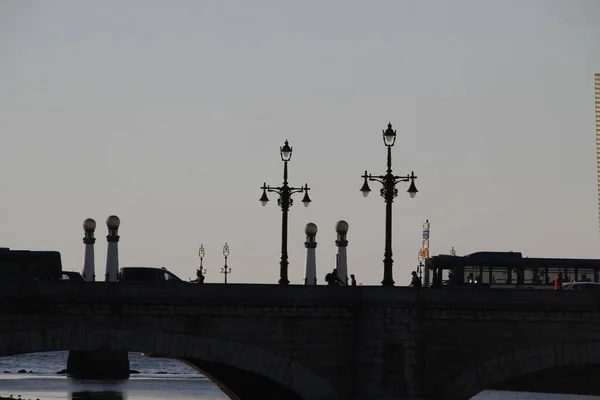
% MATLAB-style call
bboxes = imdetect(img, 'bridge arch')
[437,341,600,400]
[0,327,338,400]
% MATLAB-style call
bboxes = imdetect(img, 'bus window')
[573,268,595,282]
[440,268,451,285]
[465,266,484,284]
[547,267,561,282]
[534,268,548,284]
[491,268,509,284]
[524,268,534,284]
[564,268,576,283]
[480,266,490,284]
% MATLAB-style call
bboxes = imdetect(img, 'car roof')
[120,266,167,270]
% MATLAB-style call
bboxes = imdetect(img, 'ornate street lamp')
[360,122,418,286]
[221,242,232,284]
[196,244,207,284]
[260,140,312,285]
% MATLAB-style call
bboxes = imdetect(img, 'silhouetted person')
[409,271,422,288]
[554,272,563,290]
[350,274,357,287]
[325,268,343,286]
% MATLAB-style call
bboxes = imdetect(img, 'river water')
[0,352,597,400]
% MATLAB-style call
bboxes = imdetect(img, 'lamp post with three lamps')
[260,140,312,285]
[196,244,206,284]
[221,242,231,284]
[360,122,418,286]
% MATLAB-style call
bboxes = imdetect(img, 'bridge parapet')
[1,284,600,399]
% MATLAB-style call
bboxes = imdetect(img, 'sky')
[1,0,600,286]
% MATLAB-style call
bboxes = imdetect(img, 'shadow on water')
[71,391,125,400]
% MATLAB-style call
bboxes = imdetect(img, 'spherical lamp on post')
[104,215,121,282]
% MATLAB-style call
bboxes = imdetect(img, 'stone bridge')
[1,282,599,400]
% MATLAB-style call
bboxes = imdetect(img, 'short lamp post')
[260,140,312,285]
[221,242,232,284]
[360,122,418,286]
[196,244,207,284]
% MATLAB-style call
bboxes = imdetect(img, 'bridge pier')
[66,350,130,380]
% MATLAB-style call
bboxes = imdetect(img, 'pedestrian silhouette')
[554,272,563,290]
[409,271,422,288]
[350,274,357,287]
[325,268,343,286]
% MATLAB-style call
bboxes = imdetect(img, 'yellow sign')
[420,249,429,259]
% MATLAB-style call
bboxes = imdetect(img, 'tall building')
[596,74,600,232]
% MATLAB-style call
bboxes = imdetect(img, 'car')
[117,266,183,283]
[563,281,600,291]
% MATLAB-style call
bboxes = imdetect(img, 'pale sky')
[1,0,599,286]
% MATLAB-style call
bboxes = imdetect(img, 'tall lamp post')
[196,244,207,284]
[360,122,418,286]
[260,140,312,285]
[221,242,231,284]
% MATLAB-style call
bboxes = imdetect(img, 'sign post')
[418,220,430,280]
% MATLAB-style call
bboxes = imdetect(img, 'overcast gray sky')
[1,0,599,285]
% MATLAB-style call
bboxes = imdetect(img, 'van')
[0,248,62,281]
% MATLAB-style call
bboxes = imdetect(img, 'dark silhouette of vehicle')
[117,266,183,283]
[0,247,62,281]
[563,282,600,291]
[425,251,600,289]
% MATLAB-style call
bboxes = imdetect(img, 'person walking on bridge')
[554,272,563,290]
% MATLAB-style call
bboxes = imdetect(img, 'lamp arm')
[289,186,308,195]
[265,186,284,195]
[393,173,417,184]
[393,176,410,183]
[367,175,386,185]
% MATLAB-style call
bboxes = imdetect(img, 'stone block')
[168,333,187,357]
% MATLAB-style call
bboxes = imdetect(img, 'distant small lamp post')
[221,242,232,284]
[360,122,419,286]
[260,139,312,285]
[417,251,425,281]
[196,244,207,284]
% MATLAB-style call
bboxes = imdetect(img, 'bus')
[424,251,600,289]
[0,248,63,281]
